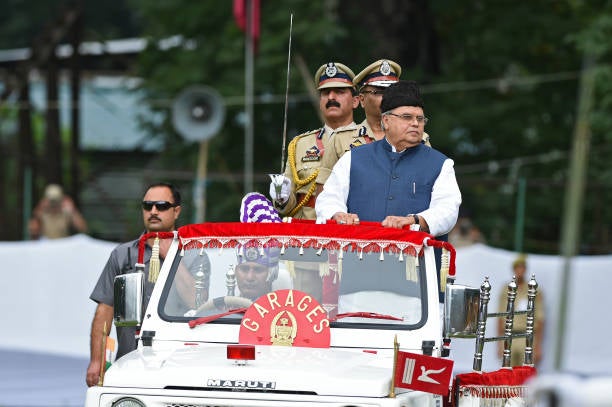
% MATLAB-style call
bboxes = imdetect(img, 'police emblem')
[244,247,260,261]
[380,60,392,76]
[270,310,298,346]
[302,145,321,162]
[325,62,337,77]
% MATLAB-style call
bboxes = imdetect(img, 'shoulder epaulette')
[334,124,359,135]
[294,128,323,140]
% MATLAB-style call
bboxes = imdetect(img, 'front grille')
[165,386,316,396]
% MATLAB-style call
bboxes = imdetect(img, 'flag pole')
[390,334,398,398]
[98,321,107,386]
[243,0,254,193]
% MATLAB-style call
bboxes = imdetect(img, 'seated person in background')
[235,246,281,301]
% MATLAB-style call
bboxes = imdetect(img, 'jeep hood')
[103,343,394,397]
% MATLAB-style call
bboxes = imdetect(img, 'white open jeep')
[85,220,537,407]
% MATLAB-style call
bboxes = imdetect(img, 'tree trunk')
[45,50,62,186]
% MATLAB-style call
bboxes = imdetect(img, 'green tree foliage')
[406,0,611,254]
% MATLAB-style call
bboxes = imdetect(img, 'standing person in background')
[448,208,486,248]
[269,61,359,220]
[28,184,88,239]
[498,254,545,367]
[86,182,185,387]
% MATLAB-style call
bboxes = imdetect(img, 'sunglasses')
[141,201,177,211]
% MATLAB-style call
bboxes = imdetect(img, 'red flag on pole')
[233,0,260,53]
[394,350,454,396]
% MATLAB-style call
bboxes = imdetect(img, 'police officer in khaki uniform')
[270,62,359,220]
[320,59,431,173]
[354,59,403,143]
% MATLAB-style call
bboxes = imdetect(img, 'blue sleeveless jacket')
[347,140,447,222]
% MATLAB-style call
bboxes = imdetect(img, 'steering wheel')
[196,296,253,313]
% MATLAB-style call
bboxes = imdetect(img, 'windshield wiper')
[331,312,403,322]
[188,308,248,328]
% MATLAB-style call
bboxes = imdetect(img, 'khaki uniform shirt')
[274,123,358,219]
[319,120,374,177]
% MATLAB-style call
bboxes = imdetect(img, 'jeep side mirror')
[114,272,144,327]
[444,284,480,338]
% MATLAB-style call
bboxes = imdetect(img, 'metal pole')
[554,54,595,370]
[514,177,526,252]
[23,166,32,240]
[69,4,83,206]
[193,140,209,223]
[243,0,254,193]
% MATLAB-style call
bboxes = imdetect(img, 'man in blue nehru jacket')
[315,80,461,236]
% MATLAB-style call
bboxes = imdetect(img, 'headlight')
[112,397,145,407]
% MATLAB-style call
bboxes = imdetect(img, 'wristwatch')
[408,214,420,231]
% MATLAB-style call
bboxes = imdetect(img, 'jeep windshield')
[155,221,442,329]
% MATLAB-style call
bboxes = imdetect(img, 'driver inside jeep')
[234,246,281,300]
[164,245,288,318]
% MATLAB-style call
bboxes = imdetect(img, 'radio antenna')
[280,13,293,174]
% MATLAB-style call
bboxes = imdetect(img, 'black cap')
[380,80,424,113]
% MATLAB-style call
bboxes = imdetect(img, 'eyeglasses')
[141,201,177,211]
[385,112,429,124]
[360,90,385,95]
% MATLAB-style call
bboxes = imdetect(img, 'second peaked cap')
[354,59,401,89]
[314,62,355,90]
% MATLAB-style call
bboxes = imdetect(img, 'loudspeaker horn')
[172,85,226,142]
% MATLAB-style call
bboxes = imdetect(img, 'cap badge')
[325,62,338,77]
[380,60,392,76]
[244,247,260,261]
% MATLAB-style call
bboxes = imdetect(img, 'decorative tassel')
[317,246,323,256]
[287,261,296,279]
[398,250,404,262]
[379,251,384,261]
[405,254,417,282]
[148,236,161,283]
[359,249,363,260]
[280,244,286,255]
[180,247,185,257]
[439,248,449,292]
[319,262,329,277]
[299,245,304,255]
